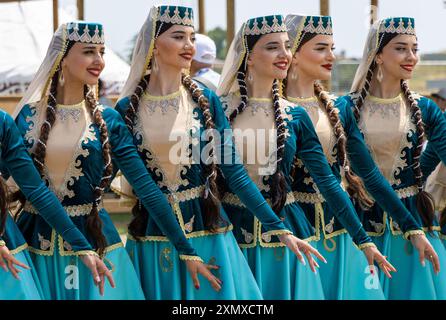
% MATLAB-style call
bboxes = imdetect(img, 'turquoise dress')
[342,93,446,300]
[115,87,292,300]
[289,95,425,299]
[14,101,198,300]
[0,109,96,300]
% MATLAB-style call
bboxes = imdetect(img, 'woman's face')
[154,25,196,71]
[61,42,105,86]
[291,34,335,81]
[376,34,419,81]
[247,32,292,80]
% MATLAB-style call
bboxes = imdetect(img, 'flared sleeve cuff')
[179,254,204,263]
[403,229,425,240]
[357,242,377,250]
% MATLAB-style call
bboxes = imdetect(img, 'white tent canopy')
[0,0,130,95]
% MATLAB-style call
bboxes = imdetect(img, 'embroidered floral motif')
[369,220,385,234]
[293,191,325,204]
[134,92,198,192]
[261,232,272,243]
[56,108,82,122]
[241,228,254,243]
[325,217,335,234]
[184,215,195,233]
[142,94,181,115]
[24,202,102,217]
[248,100,273,116]
[38,233,51,251]
[392,220,401,232]
[63,241,72,251]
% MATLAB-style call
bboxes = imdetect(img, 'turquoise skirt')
[315,234,385,300]
[30,240,144,300]
[373,227,446,300]
[0,248,44,300]
[126,231,263,300]
[242,244,325,300]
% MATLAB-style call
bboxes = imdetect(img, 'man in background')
[191,33,220,91]
[431,88,446,111]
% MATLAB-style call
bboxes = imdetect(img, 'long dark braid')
[228,65,288,214]
[270,80,288,214]
[0,178,9,237]
[401,80,435,230]
[352,61,376,123]
[228,66,249,123]
[124,74,151,239]
[314,81,373,208]
[181,73,223,230]
[12,71,59,216]
[84,85,112,256]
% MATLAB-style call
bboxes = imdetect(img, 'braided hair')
[0,178,9,237]
[13,41,111,256]
[228,33,288,214]
[351,32,435,229]
[313,82,373,208]
[126,22,224,238]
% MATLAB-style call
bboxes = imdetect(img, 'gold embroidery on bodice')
[288,96,337,165]
[25,100,96,199]
[135,87,200,191]
[359,94,415,186]
[224,94,292,191]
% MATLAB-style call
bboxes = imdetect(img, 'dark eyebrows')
[314,43,330,47]
[394,42,418,46]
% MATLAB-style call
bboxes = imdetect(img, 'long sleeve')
[1,112,94,254]
[421,109,446,180]
[292,106,372,247]
[340,101,422,236]
[421,98,446,166]
[209,91,291,235]
[104,107,199,259]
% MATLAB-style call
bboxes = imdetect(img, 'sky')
[56,0,446,60]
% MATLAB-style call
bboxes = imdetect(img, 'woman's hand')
[0,245,30,280]
[410,233,440,274]
[361,245,396,278]
[185,259,222,292]
[80,254,116,296]
[278,234,327,273]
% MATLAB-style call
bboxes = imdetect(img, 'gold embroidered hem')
[27,229,121,256]
[403,229,425,240]
[179,255,204,263]
[9,243,28,255]
[222,191,296,208]
[126,224,234,243]
[24,202,103,217]
[357,242,377,250]
[0,240,5,247]
[293,191,325,204]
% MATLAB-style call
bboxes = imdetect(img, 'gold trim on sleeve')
[179,255,204,263]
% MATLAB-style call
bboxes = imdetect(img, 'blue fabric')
[126,232,263,300]
[30,242,144,300]
[0,249,43,300]
[15,103,198,257]
[315,233,385,300]
[242,245,325,300]
[0,110,92,252]
[372,225,446,300]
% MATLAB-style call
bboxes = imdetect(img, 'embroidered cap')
[286,14,333,55]
[155,5,194,27]
[67,22,105,44]
[378,17,416,36]
[244,15,287,36]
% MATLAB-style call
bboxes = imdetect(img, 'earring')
[377,64,383,83]
[291,70,298,80]
[247,72,253,83]
[59,69,65,86]
[152,57,159,72]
